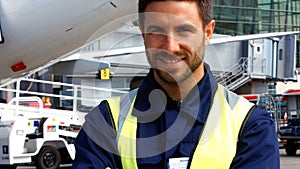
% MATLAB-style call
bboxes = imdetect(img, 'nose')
[162,34,180,53]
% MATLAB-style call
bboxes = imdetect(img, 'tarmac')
[16,148,300,169]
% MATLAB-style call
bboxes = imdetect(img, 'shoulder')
[82,99,117,136]
[232,107,280,168]
[246,107,273,126]
[240,106,277,139]
[84,100,111,123]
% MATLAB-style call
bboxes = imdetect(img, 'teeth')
[161,58,181,64]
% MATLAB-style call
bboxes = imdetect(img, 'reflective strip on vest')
[190,85,254,169]
[107,94,138,169]
[107,84,254,169]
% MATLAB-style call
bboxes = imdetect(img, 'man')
[72,0,280,168]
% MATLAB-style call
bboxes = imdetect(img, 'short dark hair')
[138,0,213,28]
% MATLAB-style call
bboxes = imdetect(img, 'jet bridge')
[2,31,296,98]
[44,31,300,94]
[206,33,298,92]
[52,31,298,94]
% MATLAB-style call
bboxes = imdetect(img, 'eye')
[177,27,192,33]
[147,26,165,34]
[176,24,197,34]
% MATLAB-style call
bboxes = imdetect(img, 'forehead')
[143,1,202,27]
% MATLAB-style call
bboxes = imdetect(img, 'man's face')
[140,1,214,84]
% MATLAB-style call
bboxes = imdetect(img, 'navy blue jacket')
[72,65,280,169]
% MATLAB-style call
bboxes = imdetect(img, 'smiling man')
[140,1,214,100]
[72,1,280,169]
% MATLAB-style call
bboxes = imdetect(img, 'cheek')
[145,34,165,48]
[145,50,157,67]
[178,34,203,50]
[189,37,205,51]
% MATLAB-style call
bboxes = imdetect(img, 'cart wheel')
[36,146,61,169]
[0,165,17,169]
[285,141,297,156]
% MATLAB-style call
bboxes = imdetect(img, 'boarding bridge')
[48,30,298,95]
[212,57,250,91]
[4,29,296,102]
[48,30,298,93]
[206,34,298,91]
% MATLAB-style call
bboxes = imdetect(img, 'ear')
[205,20,215,46]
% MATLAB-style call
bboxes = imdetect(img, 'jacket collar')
[132,63,218,123]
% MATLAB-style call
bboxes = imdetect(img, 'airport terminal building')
[213,0,300,67]
[213,0,300,35]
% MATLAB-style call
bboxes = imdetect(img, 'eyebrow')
[145,22,199,32]
[176,23,198,32]
[145,25,164,33]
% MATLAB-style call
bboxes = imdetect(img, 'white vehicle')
[0,96,82,169]
[0,77,127,169]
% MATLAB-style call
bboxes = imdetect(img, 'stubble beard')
[147,47,205,85]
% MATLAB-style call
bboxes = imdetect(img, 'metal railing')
[0,78,128,113]
[213,57,251,91]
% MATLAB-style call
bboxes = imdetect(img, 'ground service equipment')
[0,97,82,169]
[277,89,300,156]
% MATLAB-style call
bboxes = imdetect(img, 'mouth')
[159,57,184,64]
[152,50,189,70]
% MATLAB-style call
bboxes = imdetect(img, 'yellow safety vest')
[106,84,254,169]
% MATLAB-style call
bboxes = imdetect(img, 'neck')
[155,64,205,100]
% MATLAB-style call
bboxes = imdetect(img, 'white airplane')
[0,0,138,81]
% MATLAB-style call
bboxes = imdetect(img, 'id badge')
[168,157,189,169]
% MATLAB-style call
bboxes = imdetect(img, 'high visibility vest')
[106,84,254,169]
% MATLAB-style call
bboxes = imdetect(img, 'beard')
[146,46,205,84]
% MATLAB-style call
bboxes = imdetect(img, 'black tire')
[36,146,61,169]
[285,141,297,156]
[0,165,17,169]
